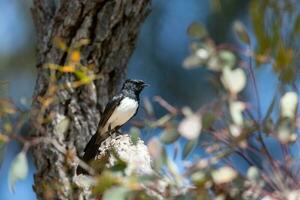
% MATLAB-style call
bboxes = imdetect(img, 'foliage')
[1,1,300,200]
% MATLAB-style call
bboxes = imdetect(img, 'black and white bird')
[76,79,148,175]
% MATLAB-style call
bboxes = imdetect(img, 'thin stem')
[248,44,275,166]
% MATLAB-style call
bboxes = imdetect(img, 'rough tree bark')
[30,0,150,199]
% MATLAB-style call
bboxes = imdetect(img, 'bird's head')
[122,79,149,94]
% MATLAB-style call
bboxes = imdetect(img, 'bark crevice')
[30,1,150,199]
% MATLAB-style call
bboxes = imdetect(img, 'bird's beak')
[143,83,150,87]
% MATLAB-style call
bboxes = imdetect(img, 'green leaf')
[143,97,154,116]
[103,186,129,200]
[150,114,172,127]
[218,50,236,68]
[137,174,157,183]
[191,171,207,186]
[92,171,120,194]
[166,158,181,184]
[8,151,28,192]
[233,20,250,45]
[0,141,6,167]
[182,140,198,159]
[202,113,215,129]
[109,160,127,172]
[160,129,180,144]
[187,22,207,39]
[151,145,167,171]
[183,55,202,69]
[294,15,300,34]
[176,193,200,200]
[247,166,260,182]
[130,127,140,145]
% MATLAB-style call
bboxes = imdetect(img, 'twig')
[153,96,178,115]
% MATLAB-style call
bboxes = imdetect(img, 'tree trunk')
[30,0,150,199]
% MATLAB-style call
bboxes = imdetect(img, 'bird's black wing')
[98,93,123,130]
[76,94,123,175]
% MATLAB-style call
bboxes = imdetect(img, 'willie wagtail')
[76,79,148,175]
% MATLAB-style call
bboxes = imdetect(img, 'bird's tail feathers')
[76,133,106,175]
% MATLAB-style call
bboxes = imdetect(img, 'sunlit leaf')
[233,20,250,45]
[187,22,207,39]
[178,114,202,140]
[280,91,298,119]
[247,166,260,183]
[195,48,210,60]
[218,50,236,68]
[103,186,129,200]
[166,158,182,185]
[221,68,246,95]
[181,106,193,116]
[74,70,92,84]
[8,152,28,192]
[229,101,246,126]
[182,139,197,159]
[207,56,222,71]
[277,119,296,144]
[212,166,237,184]
[183,55,202,69]
[191,171,207,187]
[229,124,242,138]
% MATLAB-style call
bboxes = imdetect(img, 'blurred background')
[1,0,295,199]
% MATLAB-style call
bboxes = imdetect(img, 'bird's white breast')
[104,97,138,133]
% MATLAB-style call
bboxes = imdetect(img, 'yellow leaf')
[4,123,12,133]
[0,100,16,115]
[53,37,67,51]
[59,65,75,73]
[0,134,9,142]
[70,51,81,63]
